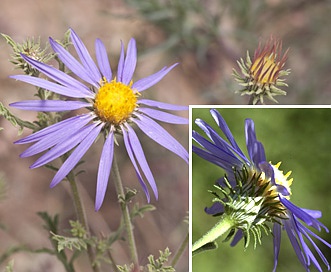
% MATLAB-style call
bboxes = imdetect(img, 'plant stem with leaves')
[66,170,99,272]
[111,151,139,269]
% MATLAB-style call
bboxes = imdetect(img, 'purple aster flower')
[193,109,331,272]
[10,28,188,211]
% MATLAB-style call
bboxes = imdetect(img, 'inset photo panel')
[190,106,331,272]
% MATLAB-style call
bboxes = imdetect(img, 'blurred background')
[192,108,331,272]
[0,0,331,271]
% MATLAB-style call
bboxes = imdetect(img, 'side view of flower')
[10,28,188,211]
[192,109,331,272]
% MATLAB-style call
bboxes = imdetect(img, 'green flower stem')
[67,171,99,272]
[111,152,139,268]
[171,230,189,268]
[192,214,235,255]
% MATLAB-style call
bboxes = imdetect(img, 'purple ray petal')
[245,118,266,165]
[259,162,276,184]
[95,131,114,211]
[272,223,281,272]
[122,126,150,202]
[122,38,137,85]
[49,37,98,87]
[138,108,188,124]
[295,217,329,271]
[297,221,330,270]
[302,209,322,220]
[192,145,236,173]
[230,230,243,247]
[132,63,178,92]
[11,75,92,99]
[20,54,93,96]
[95,38,112,82]
[117,41,125,82]
[204,202,224,215]
[299,240,322,272]
[20,115,92,157]
[125,124,158,200]
[276,184,291,196]
[14,114,93,144]
[280,196,326,231]
[216,175,236,188]
[284,219,308,269]
[137,99,188,111]
[193,130,241,168]
[297,219,331,248]
[210,109,248,161]
[30,123,98,169]
[195,118,249,165]
[133,115,188,163]
[69,29,101,83]
[50,123,103,187]
[10,100,90,112]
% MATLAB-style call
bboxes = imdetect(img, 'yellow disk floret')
[271,162,293,196]
[94,79,138,125]
[250,55,280,85]
[246,162,293,219]
[253,161,292,198]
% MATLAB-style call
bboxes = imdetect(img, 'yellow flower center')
[246,162,293,219]
[250,55,280,84]
[94,79,138,125]
[255,161,293,199]
[271,162,293,195]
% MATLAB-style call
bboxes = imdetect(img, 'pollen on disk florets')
[94,79,138,125]
[233,37,290,104]
[270,162,293,196]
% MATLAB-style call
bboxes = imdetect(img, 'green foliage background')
[192,107,331,272]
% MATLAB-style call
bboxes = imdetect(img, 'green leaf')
[0,102,36,134]
[131,203,156,219]
[124,188,137,202]
[117,264,134,272]
[37,212,59,234]
[69,220,87,238]
[146,248,175,272]
[51,232,87,252]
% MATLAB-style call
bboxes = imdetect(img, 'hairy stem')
[111,152,139,268]
[192,214,234,255]
[67,171,99,272]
